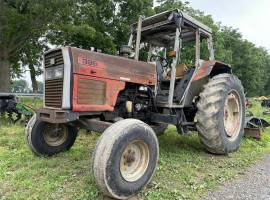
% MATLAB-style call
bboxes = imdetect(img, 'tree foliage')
[1,0,270,96]
[48,0,116,54]
[47,0,155,54]
[0,0,72,92]
[11,79,30,93]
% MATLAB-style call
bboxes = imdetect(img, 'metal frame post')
[179,29,200,106]
[180,31,213,106]
[128,34,133,47]
[195,29,200,68]
[168,28,181,107]
[207,35,215,60]
[134,16,143,61]
[147,45,153,62]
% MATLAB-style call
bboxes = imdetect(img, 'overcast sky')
[23,0,270,88]
[187,0,270,51]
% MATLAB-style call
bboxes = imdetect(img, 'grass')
[0,100,270,199]
[17,97,43,110]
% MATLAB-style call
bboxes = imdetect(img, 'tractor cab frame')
[128,9,215,108]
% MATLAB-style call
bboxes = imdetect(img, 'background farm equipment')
[244,98,270,139]
[0,94,35,124]
[244,116,270,140]
[261,99,270,108]
[261,98,270,114]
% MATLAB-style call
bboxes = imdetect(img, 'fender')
[192,60,231,82]
[182,60,232,106]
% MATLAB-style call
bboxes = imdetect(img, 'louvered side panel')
[77,79,106,105]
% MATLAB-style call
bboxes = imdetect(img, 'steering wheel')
[150,55,169,68]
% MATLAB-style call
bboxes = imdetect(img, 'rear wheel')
[26,115,78,156]
[196,74,245,154]
[93,119,159,199]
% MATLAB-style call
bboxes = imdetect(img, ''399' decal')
[78,56,98,67]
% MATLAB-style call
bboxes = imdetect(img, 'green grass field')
[0,100,270,200]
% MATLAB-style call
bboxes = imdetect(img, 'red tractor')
[26,10,245,199]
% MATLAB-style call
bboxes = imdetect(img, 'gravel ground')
[99,195,139,200]
[99,155,270,200]
[202,154,270,200]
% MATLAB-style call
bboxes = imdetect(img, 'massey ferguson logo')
[78,56,98,67]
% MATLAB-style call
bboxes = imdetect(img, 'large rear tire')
[196,74,245,154]
[92,119,159,199]
[26,115,78,156]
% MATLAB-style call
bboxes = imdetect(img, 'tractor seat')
[165,63,186,80]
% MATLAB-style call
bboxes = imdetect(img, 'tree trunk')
[0,49,11,92]
[29,63,38,93]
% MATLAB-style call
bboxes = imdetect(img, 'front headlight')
[54,67,63,78]
[45,69,54,80]
[45,65,64,80]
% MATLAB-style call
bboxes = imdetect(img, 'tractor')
[26,10,245,199]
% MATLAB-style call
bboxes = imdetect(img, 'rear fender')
[183,61,231,106]
[192,60,231,82]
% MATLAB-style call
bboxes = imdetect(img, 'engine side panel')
[72,74,125,112]
[70,47,157,85]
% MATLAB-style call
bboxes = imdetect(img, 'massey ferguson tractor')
[26,10,245,199]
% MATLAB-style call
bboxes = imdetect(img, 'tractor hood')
[70,47,157,85]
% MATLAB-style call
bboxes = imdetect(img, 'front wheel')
[26,115,78,156]
[92,119,159,199]
[196,74,245,154]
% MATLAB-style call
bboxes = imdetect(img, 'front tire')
[92,119,159,199]
[26,115,78,156]
[196,74,245,154]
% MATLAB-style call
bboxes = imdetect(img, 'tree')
[2,0,269,97]
[11,79,30,93]
[48,0,155,54]
[155,0,186,13]
[48,0,117,54]
[17,40,46,93]
[37,81,43,93]
[0,0,72,92]
[1,0,155,92]
[112,0,155,49]
[264,55,270,95]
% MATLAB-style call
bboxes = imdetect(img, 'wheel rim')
[43,124,68,146]
[224,90,242,141]
[120,140,150,182]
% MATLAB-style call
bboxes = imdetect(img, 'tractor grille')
[44,49,64,108]
[45,78,63,108]
[44,49,64,67]
[78,79,106,105]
